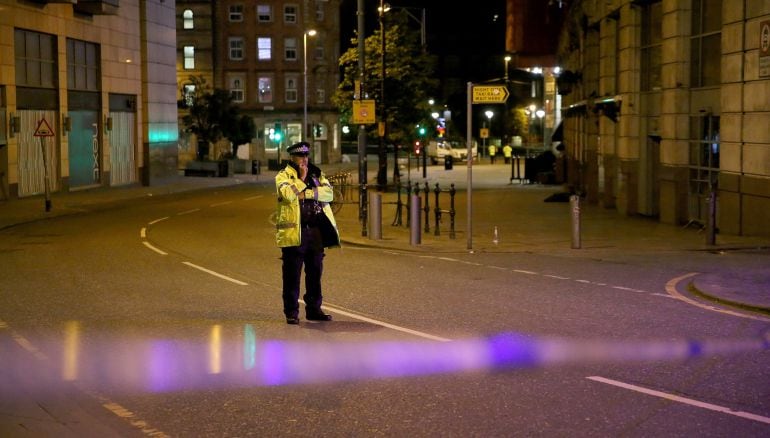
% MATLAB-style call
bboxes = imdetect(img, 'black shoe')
[306,311,332,321]
[286,316,300,325]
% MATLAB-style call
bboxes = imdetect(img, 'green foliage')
[333,11,438,145]
[180,75,253,160]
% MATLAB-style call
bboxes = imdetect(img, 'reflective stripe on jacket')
[275,162,340,248]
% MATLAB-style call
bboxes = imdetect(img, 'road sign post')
[34,118,55,212]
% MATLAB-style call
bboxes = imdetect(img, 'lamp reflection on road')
[62,320,80,381]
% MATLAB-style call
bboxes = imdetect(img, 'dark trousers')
[281,226,325,318]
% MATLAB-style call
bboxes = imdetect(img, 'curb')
[687,281,770,316]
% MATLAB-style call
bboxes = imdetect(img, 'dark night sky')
[339,0,508,130]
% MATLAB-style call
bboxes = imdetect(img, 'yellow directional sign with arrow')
[472,85,510,104]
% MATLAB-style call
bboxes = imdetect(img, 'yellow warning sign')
[352,100,376,125]
[34,118,55,137]
[472,85,510,104]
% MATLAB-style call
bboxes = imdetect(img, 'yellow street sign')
[479,128,489,139]
[352,100,376,124]
[472,85,509,104]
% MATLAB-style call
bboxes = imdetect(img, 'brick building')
[176,0,342,166]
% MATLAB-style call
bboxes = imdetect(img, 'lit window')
[258,76,273,103]
[284,5,298,24]
[229,37,244,60]
[257,4,272,22]
[284,38,297,61]
[257,37,272,60]
[285,77,298,102]
[183,84,195,107]
[183,46,195,69]
[229,4,244,22]
[183,10,194,29]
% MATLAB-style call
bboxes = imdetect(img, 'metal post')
[377,0,387,190]
[449,183,456,239]
[392,180,403,226]
[39,137,52,212]
[356,0,367,228]
[706,190,716,245]
[434,183,441,236]
[423,182,430,233]
[369,192,382,240]
[410,195,421,246]
[570,194,581,249]
[466,81,473,250]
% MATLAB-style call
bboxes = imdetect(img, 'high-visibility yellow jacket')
[275,162,340,248]
[502,145,512,157]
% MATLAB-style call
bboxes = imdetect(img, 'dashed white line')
[148,217,169,225]
[182,261,248,286]
[587,376,770,425]
[512,269,538,275]
[177,208,201,216]
[210,201,233,207]
[321,304,451,342]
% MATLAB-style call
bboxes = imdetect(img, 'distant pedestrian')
[275,142,340,325]
[488,144,497,164]
[502,144,512,164]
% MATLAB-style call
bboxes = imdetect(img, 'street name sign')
[472,85,509,104]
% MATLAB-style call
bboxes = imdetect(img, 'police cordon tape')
[6,326,770,394]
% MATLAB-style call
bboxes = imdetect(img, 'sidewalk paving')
[2,160,769,314]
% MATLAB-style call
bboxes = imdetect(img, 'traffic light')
[273,122,282,142]
[414,140,421,155]
[417,125,426,136]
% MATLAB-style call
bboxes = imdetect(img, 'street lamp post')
[484,110,494,159]
[376,1,389,190]
[302,29,316,142]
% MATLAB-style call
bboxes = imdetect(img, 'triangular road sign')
[34,118,55,137]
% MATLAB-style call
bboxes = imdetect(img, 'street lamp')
[302,29,317,142]
[377,0,389,189]
[504,55,511,82]
[484,110,494,156]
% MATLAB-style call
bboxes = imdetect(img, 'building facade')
[0,0,179,200]
[176,0,342,166]
[554,0,770,237]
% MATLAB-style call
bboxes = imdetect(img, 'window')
[640,1,662,91]
[67,38,100,91]
[284,38,297,61]
[687,114,720,222]
[257,4,272,22]
[229,37,244,60]
[285,76,298,102]
[183,46,195,69]
[315,1,325,21]
[316,88,325,104]
[257,37,272,60]
[14,29,57,88]
[229,4,244,22]
[183,9,194,29]
[314,44,325,60]
[182,84,196,107]
[284,5,298,24]
[313,122,327,140]
[690,0,721,87]
[229,76,245,103]
[258,76,273,103]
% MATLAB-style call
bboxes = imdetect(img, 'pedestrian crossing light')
[418,125,426,136]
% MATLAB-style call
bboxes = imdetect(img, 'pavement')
[1,159,769,316]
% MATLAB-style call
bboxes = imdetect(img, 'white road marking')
[545,275,571,280]
[140,227,147,238]
[182,262,248,286]
[177,208,200,216]
[320,303,452,342]
[244,195,264,201]
[512,269,538,275]
[148,217,169,225]
[102,402,170,437]
[142,241,168,256]
[587,376,770,425]
[665,273,770,322]
[210,201,233,207]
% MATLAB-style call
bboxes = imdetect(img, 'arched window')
[183,10,194,29]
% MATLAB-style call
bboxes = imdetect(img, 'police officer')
[275,142,340,324]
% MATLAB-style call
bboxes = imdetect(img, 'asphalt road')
[1,182,769,437]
